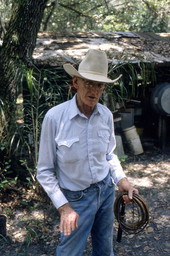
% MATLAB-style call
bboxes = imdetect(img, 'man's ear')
[72,76,79,89]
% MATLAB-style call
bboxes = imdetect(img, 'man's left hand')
[117,177,138,204]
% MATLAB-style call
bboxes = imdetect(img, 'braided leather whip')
[114,192,149,242]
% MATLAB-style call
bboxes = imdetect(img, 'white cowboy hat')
[63,49,121,83]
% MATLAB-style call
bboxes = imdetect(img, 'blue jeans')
[57,173,115,256]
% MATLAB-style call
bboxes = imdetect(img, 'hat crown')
[63,49,121,83]
[79,49,108,76]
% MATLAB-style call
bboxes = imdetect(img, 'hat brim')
[63,63,121,83]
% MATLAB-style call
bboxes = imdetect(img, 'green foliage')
[119,154,128,163]
[41,0,169,32]
[0,99,20,190]
[18,67,71,184]
[105,61,156,110]
[0,66,71,189]
[0,0,169,34]
[0,0,12,24]
[105,0,169,33]
[0,160,18,190]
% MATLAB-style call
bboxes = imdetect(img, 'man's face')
[73,77,106,109]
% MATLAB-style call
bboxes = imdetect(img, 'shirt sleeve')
[106,113,126,184]
[36,112,68,209]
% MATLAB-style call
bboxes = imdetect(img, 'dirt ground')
[0,146,169,256]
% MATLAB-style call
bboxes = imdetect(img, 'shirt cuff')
[115,173,127,185]
[49,189,68,209]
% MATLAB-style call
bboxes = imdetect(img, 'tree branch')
[59,3,103,19]
[43,0,58,31]
[103,0,109,11]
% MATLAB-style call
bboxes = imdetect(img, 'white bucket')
[123,126,144,155]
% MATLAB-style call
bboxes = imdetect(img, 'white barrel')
[123,126,144,155]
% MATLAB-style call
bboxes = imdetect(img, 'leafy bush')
[0,66,71,189]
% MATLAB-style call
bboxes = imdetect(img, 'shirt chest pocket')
[98,131,110,142]
[56,137,81,163]
[97,131,110,152]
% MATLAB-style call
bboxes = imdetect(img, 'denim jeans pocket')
[61,189,84,202]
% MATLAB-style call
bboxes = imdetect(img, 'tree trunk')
[0,0,48,146]
[0,0,48,101]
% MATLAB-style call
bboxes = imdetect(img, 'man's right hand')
[58,203,79,236]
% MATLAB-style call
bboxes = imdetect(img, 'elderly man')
[37,49,138,256]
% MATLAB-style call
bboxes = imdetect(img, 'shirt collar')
[68,94,101,120]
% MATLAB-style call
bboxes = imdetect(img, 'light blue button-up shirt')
[37,95,126,209]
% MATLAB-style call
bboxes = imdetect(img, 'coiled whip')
[114,192,149,242]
